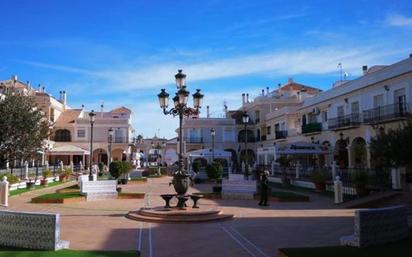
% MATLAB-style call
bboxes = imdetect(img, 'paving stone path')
[6,177,356,257]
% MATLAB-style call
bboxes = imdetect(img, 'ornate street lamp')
[88,110,96,181]
[108,128,114,167]
[157,69,204,198]
[210,128,215,161]
[242,111,249,179]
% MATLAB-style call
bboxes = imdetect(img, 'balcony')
[186,137,203,143]
[363,102,410,124]
[328,113,361,130]
[113,136,128,143]
[302,122,322,134]
[275,130,288,139]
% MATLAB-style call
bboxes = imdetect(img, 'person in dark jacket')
[259,170,270,206]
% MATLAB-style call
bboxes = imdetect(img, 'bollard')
[334,176,343,204]
[0,176,9,207]
[332,161,337,180]
[391,168,401,190]
[24,161,29,180]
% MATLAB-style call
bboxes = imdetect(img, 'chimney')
[42,86,45,93]
[11,75,18,82]
[278,83,281,94]
[242,93,245,105]
[224,104,228,116]
[61,91,66,105]
[27,81,31,90]
[246,93,249,103]
[81,104,84,110]
[362,65,368,75]
[261,89,264,96]
[266,87,269,95]
[207,105,210,118]
[297,91,301,101]
[409,53,412,58]
[100,103,104,117]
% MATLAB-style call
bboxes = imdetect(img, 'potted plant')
[4,174,19,188]
[59,167,72,182]
[41,169,52,186]
[110,161,122,182]
[207,162,223,192]
[119,161,132,184]
[310,169,329,192]
[353,171,369,197]
[26,176,36,190]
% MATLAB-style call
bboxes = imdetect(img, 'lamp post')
[210,128,215,162]
[157,69,204,197]
[108,128,114,167]
[88,110,96,181]
[242,111,249,180]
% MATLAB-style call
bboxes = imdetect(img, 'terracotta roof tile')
[111,106,132,113]
[54,109,82,126]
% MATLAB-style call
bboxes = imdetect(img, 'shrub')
[98,162,104,172]
[0,173,19,185]
[42,169,52,179]
[310,169,329,184]
[119,161,133,176]
[192,161,201,173]
[206,162,223,180]
[109,161,122,179]
[352,171,369,189]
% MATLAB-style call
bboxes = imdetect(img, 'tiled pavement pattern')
[5,176,357,257]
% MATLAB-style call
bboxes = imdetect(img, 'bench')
[0,210,69,250]
[340,205,409,247]
[80,180,118,201]
[222,179,256,200]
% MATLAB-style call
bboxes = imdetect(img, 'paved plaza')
[4,177,358,257]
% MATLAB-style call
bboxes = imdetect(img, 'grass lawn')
[280,235,412,257]
[9,181,67,197]
[0,248,138,257]
[32,192,83,200]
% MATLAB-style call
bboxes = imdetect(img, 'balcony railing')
[113,136,128,143]
[328,113,361,130]
[363,102,410,123]
[186,137,203,143]
[275,130,288,139]
[301,122,322,134]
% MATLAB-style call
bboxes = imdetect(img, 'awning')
[277,142,331,155]
[188,148,232,158]
[48,145,90,155]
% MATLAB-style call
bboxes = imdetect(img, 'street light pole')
[88,110,96,181]
[157,70,204,198]
[108,128,114,167]
[210,128,215,162]
[242,111,249,180]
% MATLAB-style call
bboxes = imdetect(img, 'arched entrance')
[224,148,238,169]
[93,149,108,165]
[351,137,367,169]
[240,149,255,165]
[238,129,255,142]
[334,139,348,169]
[112,148,125,161]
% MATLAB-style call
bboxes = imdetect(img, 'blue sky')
[1,0,412,138]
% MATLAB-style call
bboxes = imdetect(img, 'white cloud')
[386,14,412,27]
[19,45,401,93]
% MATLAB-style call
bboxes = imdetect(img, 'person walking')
[259,170,270,206]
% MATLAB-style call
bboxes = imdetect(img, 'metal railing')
[275,130,288,139]
[363,102,410,123]
[185,137,203,143]
[328,113,361,129]
[301,122,322,134]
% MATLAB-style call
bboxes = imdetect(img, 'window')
[351,101,360,113]
[266,126,271,135]
[281,122,286,131]
[373,94,384,108]
[77,129,86,138]
[322,111,328,122]
[274,123,280,132]
[337,106,344,117]
[255,110,260,123]
[54,129,71,142]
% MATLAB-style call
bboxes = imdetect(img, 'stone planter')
[40,179,48,186]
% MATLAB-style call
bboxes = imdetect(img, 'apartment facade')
[0,76,135,167]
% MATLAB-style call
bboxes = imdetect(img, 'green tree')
[370,118,412,168]
[206,161,223,180]
[0,93,49,166]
